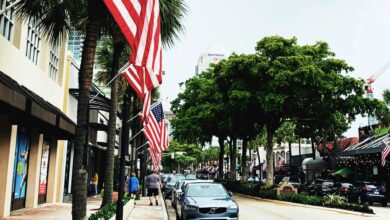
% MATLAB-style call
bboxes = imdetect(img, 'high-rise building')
[195,44,226,75]
[67,30,84,64]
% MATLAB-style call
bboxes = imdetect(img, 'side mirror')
[228,191,233,197]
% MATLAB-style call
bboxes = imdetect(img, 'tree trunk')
[72,1,103,219]
[230,139,237,181]
[101,40,124,207]
[311,136,316,160]
[288,141,292,172]
[257,147,261,180]
[218,137,225,180]
[266,131,275,186]
[241,138,248,182]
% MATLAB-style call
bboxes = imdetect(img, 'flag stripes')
[381,140,390,167]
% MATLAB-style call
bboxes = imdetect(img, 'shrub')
[88,194,134,220]
[323,194,347,207]
[279,194,322,206]
[258,189,277,199]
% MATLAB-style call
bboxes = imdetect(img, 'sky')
[160,0,390,138]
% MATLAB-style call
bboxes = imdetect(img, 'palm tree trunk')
[266,130,275,186]
[102,40,125,207]
[241,138,248,182]
[218,137,224,180]
[72,1,104,219]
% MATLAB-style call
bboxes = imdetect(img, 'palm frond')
[160,0,188,48]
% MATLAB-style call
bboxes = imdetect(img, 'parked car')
[348,181,387,206]
[176,182,239,220]
[307,179,335,196]
[185,173,197,180]
[171,180,214,209]
[164,174,185,199]
[333,182,354,201]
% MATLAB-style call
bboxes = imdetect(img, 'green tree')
[162,141,202,172]
[376,89,390,126]
[253,36,378,186]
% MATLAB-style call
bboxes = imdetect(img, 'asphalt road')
[234,195,389,220]
[165,195,390,220]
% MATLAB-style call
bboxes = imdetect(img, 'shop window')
[0,0,15,41]
[25,17,41,65]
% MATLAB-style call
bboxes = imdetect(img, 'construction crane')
[365,60,390,125]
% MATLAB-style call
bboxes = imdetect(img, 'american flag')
[103,0,163,120]
[381,140,390,167]
[261,159,267,171]
[148,148,159,170]
[143,102,169,153]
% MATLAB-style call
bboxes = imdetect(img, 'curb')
[234,193,376,217]
[161,189,169,220]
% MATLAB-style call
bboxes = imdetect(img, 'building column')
[46,139,59,203]
[0,116,18,217]
[25,133,43,208]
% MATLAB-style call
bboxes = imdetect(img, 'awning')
[69,83,111,112]
[335,167,353,175]
[0,71,75,138]
[337,134,389,156]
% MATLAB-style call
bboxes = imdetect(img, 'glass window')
[49,45,59,81]
[186,184,228,197]
[0,0,15,41]
[25,17,41,65]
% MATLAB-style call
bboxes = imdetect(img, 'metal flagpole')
[127,101,160,123]
[136,141,149,151]
[90,62,130,102]
[129,128,145,143]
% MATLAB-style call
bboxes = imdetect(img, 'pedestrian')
[91,171,99,197]
[128,172,139,198]
[146,170,161,206]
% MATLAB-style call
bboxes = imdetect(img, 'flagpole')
[129,128,145,143]
[90,62,130,102]
[127,101,161,123]
[136,141,149,151]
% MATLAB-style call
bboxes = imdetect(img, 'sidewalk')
[0,197,101,220]
[127,196,165,220]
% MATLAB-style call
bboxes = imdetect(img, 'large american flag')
[143,102,169,153]
[103,0,163,120]
[381,140,390,167]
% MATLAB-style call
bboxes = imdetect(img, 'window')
[49,45,59,81]
[25,17,41,65]
[0,0,15,41]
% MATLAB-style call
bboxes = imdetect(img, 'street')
[166,195,390,220]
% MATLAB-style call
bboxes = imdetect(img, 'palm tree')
[16,0,107,219]
[96,0,188,208]
[16,0,187,218]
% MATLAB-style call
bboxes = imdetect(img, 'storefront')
[0,71,75,216]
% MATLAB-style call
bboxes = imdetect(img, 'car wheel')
[382,202,387,207]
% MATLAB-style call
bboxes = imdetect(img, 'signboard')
[39,142,50,195]
[13,134,30,199]
[277,183,298,197]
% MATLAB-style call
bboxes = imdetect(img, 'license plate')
[374,191,379,195]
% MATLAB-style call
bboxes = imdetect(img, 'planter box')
[109,199,135,220]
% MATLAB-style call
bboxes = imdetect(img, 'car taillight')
[382,188,387,193]
[362,187,372,192]
[342,187,348,193]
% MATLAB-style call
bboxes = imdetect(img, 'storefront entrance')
[38,141,50,204]
[11,132,31,211]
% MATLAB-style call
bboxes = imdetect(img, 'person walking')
[128,172,139,198]
[91,171,99,197]
[146,170,161,206]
